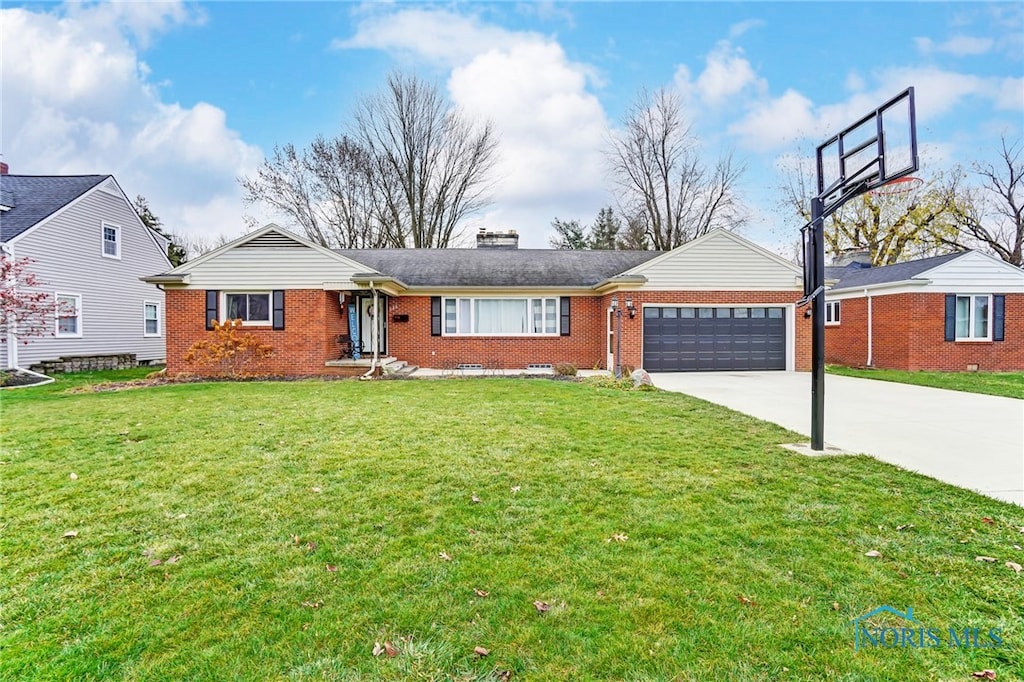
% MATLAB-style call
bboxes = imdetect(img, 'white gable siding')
[921,252,1024,293]
[181,245,366,289]
[631,231,802,291]
[7,188,169,368]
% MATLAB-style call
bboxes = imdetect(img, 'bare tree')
[950,135,1023,266]
[780,156,965,265]
[172,232,234,260]
[607,88,746,250]
[240,136,385,248]
[353,72,499,248]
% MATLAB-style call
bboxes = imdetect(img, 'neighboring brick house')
[824,250,1024,371]
[1,170,171,371]
[145,224,811,376]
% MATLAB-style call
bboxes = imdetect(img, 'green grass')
[827,366,1024,399]
[2,372,1023,681]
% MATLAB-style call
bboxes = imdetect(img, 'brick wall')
[166,289,353,376]
[166,288,812,375]
[825,292,1024,371]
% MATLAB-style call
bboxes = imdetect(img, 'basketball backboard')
[815,87,918,215]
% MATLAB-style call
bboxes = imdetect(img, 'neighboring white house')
[0,170,171,370]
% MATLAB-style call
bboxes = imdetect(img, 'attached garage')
[643,306,787,371]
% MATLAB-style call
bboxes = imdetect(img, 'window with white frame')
[55,293,82,337]
[101,222,121,258]
[955,294,991,340]
[825,300,841,325]
[144,302,160,336]
[225,292,271,324]
[443,297,559,335]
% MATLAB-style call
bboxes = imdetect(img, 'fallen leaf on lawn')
[896,524,914,531]
[149,559,163,567]
[972,671,996,680]
[165,555,181,564]
[511,486,520,494]
[607,533,628,543]
[533,600,551,613]
[301,600,323,609]
[69,472,78,480]
[62,530,78,539]
[372,641,384,657]
[738,595,756,606]
[384,641,398,657]
[175,513,187,519]
[471,494,481,503]
[473,646,489,657]
[311,487,322,494]
[142,548,154,557]
[326,564,338,572]
[832,602,840,611]
[496,671,512,682]
[1005,561,1022,573]
[291,534,301,546]
[304,541,318,553]
[864,550,882,558]
[439,551,452,561]
[975,556,998,563]
[467,528,478,535]
[473,588,489,598]
[981,517,995,525]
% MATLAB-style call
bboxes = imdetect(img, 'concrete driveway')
[650,372,1024,506]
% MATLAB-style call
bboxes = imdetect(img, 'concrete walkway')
[650,372,1024,506]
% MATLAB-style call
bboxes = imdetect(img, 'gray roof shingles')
[0,175,109,242]
[829,251,967,290]
[334,248,663,287]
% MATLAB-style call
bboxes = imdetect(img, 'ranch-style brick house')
[824,250,1024,371]
[145,224,812,376]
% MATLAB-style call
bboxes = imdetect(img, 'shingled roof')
[0,175,110,242]
[828,251,968,290]
[335,248,663,287]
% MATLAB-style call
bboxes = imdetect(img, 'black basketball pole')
[810,196,825,451]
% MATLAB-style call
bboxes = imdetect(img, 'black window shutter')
[272,290,285,330]
[943,294,956,341]
[993,294,1005,342]
[205,290,219,331]
[431,297,441,336]
[560,297,571,336]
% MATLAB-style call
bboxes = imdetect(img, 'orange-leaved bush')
[183,319,274,378]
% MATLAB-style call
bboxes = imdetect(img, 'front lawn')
[827,366,1024,399]
[2,375,1022,680]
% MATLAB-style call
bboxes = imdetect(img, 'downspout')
[865,288,873,367]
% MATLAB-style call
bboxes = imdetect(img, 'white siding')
[6,188,169,368]
[629,231,802,290]
[921,252,1024,293]
[182,246,366,289]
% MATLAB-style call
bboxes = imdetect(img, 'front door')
[359,295,388,356]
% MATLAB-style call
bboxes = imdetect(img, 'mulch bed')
[0,370,52,389]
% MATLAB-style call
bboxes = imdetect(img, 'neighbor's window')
[825,300,841,325]
[144,302,160,336]
[225,293,271,324]
[102,222,120,258]
[955,294,991,340]
[443,297,559,335]
[55,293,82,337]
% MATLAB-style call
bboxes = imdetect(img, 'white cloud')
[0,4,260,242]
[728,19,764,40]
[337,7,611,246]
[915,34,995,57]
[673,41,766,110]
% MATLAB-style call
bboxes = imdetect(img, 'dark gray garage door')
[643,306,786,372]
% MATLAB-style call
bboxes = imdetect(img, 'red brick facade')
[167,288,811,376]
[825,292,1024,371]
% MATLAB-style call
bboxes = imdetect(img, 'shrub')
[553,362,577,376]
[183,319,274,378]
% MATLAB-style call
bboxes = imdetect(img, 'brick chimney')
[476,228,519,249]
[0,162,8,175]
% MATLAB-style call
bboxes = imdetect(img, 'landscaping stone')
[630,369,652,387]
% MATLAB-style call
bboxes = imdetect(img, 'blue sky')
[2,1,1021,251]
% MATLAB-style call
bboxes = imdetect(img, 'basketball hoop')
[869,175,923,196]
